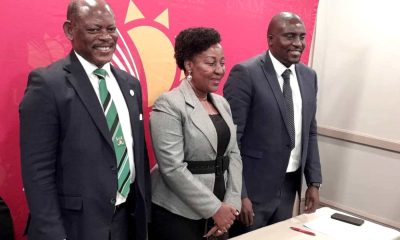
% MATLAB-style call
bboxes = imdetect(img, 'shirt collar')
[74,51,112,77]
[268,51,296,77]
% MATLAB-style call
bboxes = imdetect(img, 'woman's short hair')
[174,27,221,71]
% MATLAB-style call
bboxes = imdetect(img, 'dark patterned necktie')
[282,69,295,149]
[94,68,131,198]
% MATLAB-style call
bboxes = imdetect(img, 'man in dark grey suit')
[19,1,150,239]
[224,12,322,235]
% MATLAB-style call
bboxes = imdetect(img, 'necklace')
[201,97,218,114]
[188,80,208,101]
[196,94,207,101]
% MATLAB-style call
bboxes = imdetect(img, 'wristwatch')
[308,182,321,189]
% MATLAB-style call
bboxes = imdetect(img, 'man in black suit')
[0,197,14,240]
[224,12,322,235]
[19,1,151,239]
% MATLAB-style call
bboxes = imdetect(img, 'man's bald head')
[63,0,118,67]
[267,12,306,67]
[67,0,114,23]
[267,12,303,37]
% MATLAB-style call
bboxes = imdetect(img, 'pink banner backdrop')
[0,0,318,238]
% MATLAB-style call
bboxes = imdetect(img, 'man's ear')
[63,20,73,41]
[267,34,273,46]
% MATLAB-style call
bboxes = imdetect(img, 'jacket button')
[111,166,117,172]
[110,198,116,205]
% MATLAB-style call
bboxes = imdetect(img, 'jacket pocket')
[241,148,263,158]
[58,195,82,211]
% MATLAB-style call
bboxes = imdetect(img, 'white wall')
[311,0,400,228]
[318,137,400,227]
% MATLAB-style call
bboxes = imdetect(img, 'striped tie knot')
[93,68,107,79]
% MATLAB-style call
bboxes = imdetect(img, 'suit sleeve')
[304,72,322,184]
[150,95,221,218]
[19,70,66,239]
[223,64,253,199]
[143,144,152,221]
[140,85,152,222]
[133,78,152,221]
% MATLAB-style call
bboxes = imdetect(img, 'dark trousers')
[150,203,206,240]
[109,184,136,240]
[230,170,300,237]
[149,203,228,240]
[0,197,14,240]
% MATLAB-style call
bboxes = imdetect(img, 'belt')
[186,156,229,175]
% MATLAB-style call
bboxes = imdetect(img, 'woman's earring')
[186,70,192,81]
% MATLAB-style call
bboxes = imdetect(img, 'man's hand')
[304,186,319,213]
[239,197,254,226]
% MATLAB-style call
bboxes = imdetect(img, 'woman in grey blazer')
[149,28,242,240]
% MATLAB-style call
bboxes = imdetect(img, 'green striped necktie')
[94,68,131,198]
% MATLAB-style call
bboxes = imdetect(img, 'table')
[230,207,400,240]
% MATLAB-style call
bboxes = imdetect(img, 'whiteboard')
[310,0,400,143]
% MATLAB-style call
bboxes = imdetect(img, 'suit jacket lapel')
[112,67,141,164]
[180,80,218,153]
[111,66,144,175]
[295,64,308,151]
[260,52,291,134]
[64,52,114,150]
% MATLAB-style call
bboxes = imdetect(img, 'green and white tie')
[94,68,131,198]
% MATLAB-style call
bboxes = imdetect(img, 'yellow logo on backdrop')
[115,0,181,107]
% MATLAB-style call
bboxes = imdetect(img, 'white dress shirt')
[75,52,135,205]
[269,51,302,172]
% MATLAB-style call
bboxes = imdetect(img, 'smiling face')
[64,1,117,67]
[186,43,225,94]
[268,13,306,67]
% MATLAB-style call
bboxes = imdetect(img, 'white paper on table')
[304,210,400,240]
